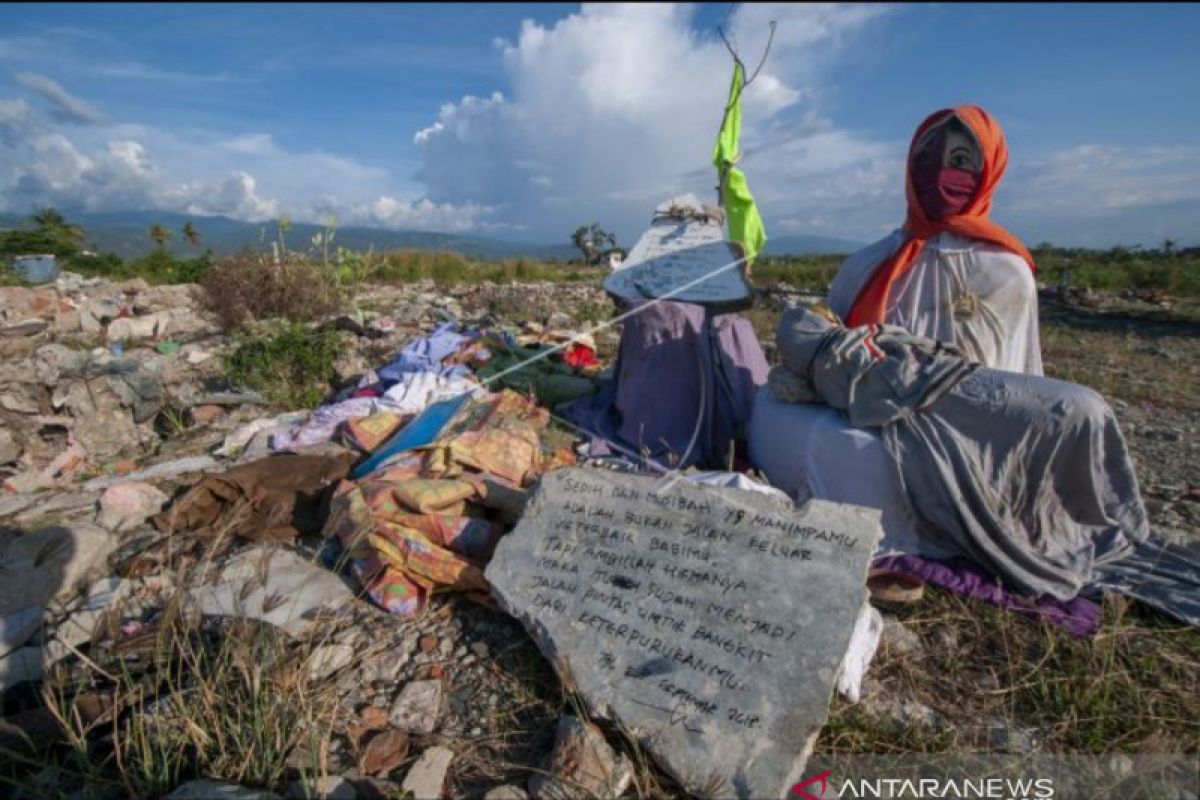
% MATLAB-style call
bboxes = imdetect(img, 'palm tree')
[149,224,172,251]
[182,221,200,247]
[30,206,85,246]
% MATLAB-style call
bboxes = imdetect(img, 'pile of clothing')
[249,322,595,617]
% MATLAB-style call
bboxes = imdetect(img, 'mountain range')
[0,210,863,260]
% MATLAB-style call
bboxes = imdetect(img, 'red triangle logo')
[790,769,831,800]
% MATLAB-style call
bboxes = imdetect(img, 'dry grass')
[820,589,1200,756]
[202,249,344,329]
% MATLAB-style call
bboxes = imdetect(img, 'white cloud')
[0,97,33,145]
[412,3,895,244]
[367,196,496,231]
[999,144,1200,246]
[16,72,105,124]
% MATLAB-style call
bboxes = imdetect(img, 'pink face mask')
[914,166,979,219]
[911,122,980,219]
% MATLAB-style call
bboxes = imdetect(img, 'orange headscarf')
[845,105,1035,327]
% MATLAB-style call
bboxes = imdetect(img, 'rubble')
[528,715,632,800]
[401,746,454,800]
[389,680,443,735]
[96,482,169,532]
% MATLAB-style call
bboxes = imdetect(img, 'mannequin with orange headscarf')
[827,105,1042,375]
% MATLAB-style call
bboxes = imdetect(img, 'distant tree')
[30,206,84,246]
[1162,237,1176,256]
[182,221,200,247]
[571,223,618,266]
[149,224,172,251]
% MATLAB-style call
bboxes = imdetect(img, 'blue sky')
[1,3,1197,247]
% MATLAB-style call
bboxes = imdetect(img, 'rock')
[469,641,490,660]
[0,429,19,464]
[285,776,356,800]
[0,389,39,414]
[190,546,354,638]
[191,404,225,425]
[96,482,168,532]
[83,455,219,491]
[308,643,355,681]
[0,647,43,693]
[400,746,454,800]
[389,680,443,735]
[107,313,169,342]
[486,468,883,799]
[13,491,101,525]
[485,786,528,800]
[54,576,134,651]
[10,491,100,527]
[528,715,631,800]
[166,781,281,799]
[214,412,307,459]
[545,312,572,331]
[879,615,923,657]
[1,319,49,338]
[859,691,939,729]
[0,523,116,617]
[0,607,43,658]
[359,729,410,777]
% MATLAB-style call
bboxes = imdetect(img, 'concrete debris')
[189,546,355,638]
[96,481,169,532]
[166,781,281,800]
[389,680,443,735]
[0,428,19,464]
[400,746,454,800]
[83,456,219,491]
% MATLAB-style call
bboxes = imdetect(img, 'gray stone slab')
[603,195,753,310]
[486,467,882,799]
[189,546,356,638]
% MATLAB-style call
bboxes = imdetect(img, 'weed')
[223,321,343,409]
[202,250,343,329]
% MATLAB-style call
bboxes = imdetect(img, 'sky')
[0,2,1197,248]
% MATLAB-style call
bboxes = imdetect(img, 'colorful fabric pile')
[324,389,571,616]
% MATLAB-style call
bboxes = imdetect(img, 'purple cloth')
[562,300,768,470]
[377,322,470,385]
[873,553,1103,637]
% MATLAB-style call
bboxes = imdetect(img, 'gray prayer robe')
[772,305,1149,601]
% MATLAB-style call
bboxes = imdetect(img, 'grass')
[0,525,344,800]
[223,321,344,409]
[819,590,1200,756]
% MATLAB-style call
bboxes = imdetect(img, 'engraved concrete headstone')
[603,195,753,310]
[486,467,882,799]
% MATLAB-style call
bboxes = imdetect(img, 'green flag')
[713,61,767,261]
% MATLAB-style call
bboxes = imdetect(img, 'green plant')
[224,321,343,408]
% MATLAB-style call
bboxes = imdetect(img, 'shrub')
[223,321,343,409]
[202,250,343,329]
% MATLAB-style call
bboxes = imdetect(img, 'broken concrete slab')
[486,467,882,800]
[96,482,169,532]
[12,491,102,526]
[189,546,356,638]
[83,455,219,491]
[401,746,454,800]
[0,523,117,618]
